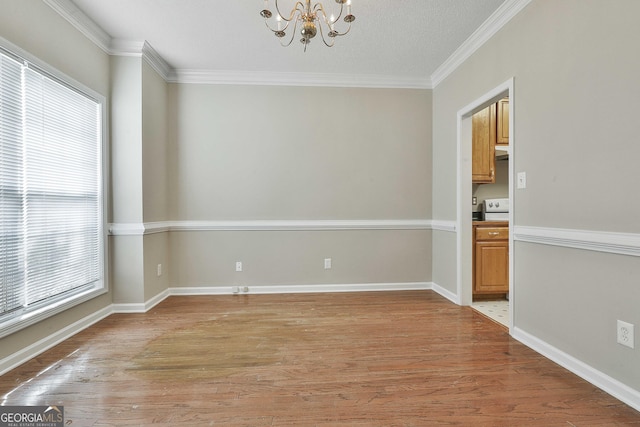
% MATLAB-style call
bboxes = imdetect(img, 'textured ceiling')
[68,0,506,85]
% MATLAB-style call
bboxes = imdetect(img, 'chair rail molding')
[514,226,640,257]
[430,220,457,233]
[109,219,435,235]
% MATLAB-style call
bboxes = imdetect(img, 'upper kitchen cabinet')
[472,104,496,183]
[496,97,509,145]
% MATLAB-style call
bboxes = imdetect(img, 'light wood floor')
[1,291,638,426]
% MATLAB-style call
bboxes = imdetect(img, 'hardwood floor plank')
[1,291,638,426]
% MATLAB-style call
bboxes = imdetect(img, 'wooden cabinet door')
[496,98,509,145]
[472,104,496,183]
[474,241,509,293]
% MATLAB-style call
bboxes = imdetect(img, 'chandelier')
[260,0,355,51]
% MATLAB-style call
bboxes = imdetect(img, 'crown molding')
[44,1,172,80]
[430,0,532,87]
[108,40,172,81]
[168,69,432,89]
[41,0,430,89]
[108,39,145,57]
[44,0,529,89]
[140,42,172,80]
[43,0,429,89]
[43,0,111,52]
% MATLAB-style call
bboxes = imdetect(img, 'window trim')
[0,36,109,338]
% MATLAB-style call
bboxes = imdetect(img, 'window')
[0,45,106,337]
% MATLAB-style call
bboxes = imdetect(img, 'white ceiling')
[61,0,508,87]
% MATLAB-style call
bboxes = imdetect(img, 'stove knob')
[495,202,500,208]
[488,202,493,208]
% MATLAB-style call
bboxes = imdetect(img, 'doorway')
[456,79,514,332]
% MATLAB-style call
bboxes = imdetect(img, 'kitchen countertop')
[473,220,509,226]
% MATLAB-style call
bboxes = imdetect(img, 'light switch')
[517,172,527,189]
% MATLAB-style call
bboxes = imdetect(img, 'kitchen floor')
[471,300,509,328]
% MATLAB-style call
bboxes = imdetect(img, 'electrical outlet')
[324,258,332,269]
[156,264,162,277]
[235,261,243,272]
[617,320,635,349]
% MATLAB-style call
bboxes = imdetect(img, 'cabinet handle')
[488,232,500,236]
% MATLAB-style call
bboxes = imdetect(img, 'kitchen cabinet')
[496,98,509,145]
[471,104,496,183]
[473,222,509,297]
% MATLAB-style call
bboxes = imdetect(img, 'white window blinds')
[0,47,104,334]
[0,53,24,318]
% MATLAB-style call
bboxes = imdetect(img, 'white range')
[482,198,509,221]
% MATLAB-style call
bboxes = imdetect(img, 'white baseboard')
[169,286,230,296]
[145,288,171,310]
[430,282,460,304]
[112,289,170,313]
[0,305,113,377]
[111,302,146,313]
[169,282,432,296]
[512,327,640,412]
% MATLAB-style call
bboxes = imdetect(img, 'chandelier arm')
[275,0,306,22]
[313,2,344,23]
[318,23,336,47]
[263,0,301,34]
[279,18,299,47]
[263,18,293,34]
[320,30,336,47]
[332,22,352,37]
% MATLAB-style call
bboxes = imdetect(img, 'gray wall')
[432,0,640,391]
[141,61,171,300]
[170,230,431,288]
[168,85,431,221]
[111,57,171,304]
[167,84,433,288]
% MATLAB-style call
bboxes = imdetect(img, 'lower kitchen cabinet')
[473,222,509,297]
